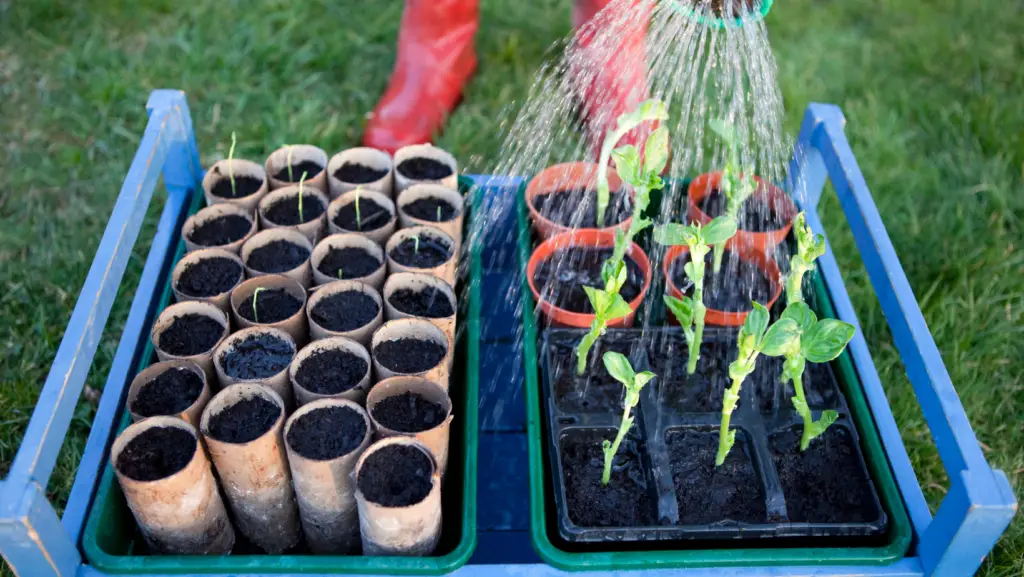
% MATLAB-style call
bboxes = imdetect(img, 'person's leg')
[363,0,479,153]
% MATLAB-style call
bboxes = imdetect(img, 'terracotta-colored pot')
[201,158,269,214]
[366,376,453,474]
[182,204,258,254]
[396,184,464,250]
[392,144,458,193]
[289,336,372,406]
[151,301,231,380]
[258,184,330,244]
[310,233,386,289]
[265,144,329,192]
[306,280,384,346]
[371,318,451,391]
[327,188,397,246]
[212,326,297,409]
[327,147,394,199]
[126,360,212,426]
[686,172,798,256]
[525,162,627,241]
[382,272,456,347]
[240,228,314,288]
[385,226,457,286]
[172,248,245,313]
[229,275,308,345]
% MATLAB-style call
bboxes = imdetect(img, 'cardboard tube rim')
[265,144,329,191]
[289,336,372,404]
[172,247,246,310]
[384,225,456,283]
[327,188,398,238]
[203,159,268,202]
[126,360,211,425]
[111,416,202,483]
[151,300,230,362]
[229,274,308,341]
[310,233,387,288]
[283,397,374,462]
[306,279,384,343]
[392,144,458,193]
[182,203,258,254]
[212,326,297,395]
[240,227,314,287]
[199,382,287,444]
[371,318,450,378]
[327,147,394,198]
[353,436,439,508]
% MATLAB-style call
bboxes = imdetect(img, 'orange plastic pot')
[525,162,628,241]
[662,244,782,327]
[527,229,652,329]
[687,172,798,256]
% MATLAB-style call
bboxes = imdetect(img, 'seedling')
[436,205,442,222]
[252,287,266,324]
[354,187,362,230]
[228,132,237,197]
[708,118,755,273]
[297,171,308,223]
[413,235,420,255]
[286,145,295,183]
[337,268,343,280]
[600,352,655,486]
[786,211,826,305]
[576,264,634,374]
[595,99,668,226]
[654,216,737,374]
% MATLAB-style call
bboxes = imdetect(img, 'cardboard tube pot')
[525,162,627,241]
[111,417,234,555]
[383,272,456,346]
[258,184,330,244]
[371,318,451,391]
[396,184,464,250]
[202,158,269,214]
[385,226,457,286]
[328,147,394,199]
[283,398,373,554]
[213,326,297,409]
[327,188,397,246]
[306,280,383,346]
[265,144,329,192]
[151,301,230,380]
[290,336,372,406]
[240,227,314,288]
[172,248,245,313]
[354,437,441,556]
[686,171,798,256]
[311,233,387,289]
[366,376,453,474]
[230,274,308,345]
[182,203,257,254]
[200,384,300,554]
[126,360,212,426]
[392,144,458,193]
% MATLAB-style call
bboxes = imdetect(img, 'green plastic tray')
[81,177,482,574]
[516,180,912,571]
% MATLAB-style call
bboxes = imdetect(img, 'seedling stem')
[355,187,362,230]
[600,352,655,486]
[436,205,442,222]
[337,267,343,279]
[286,145,295,183]
[228,132,237,197]
[414,235,420,255]
[708,118,752,273]
[298,171,308,223]
[252,287,265,324]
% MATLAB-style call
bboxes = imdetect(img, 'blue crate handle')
[0,92,1014,577]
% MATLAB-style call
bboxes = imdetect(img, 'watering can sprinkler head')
[664,0,773,29]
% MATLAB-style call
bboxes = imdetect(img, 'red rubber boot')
[363,0,479,153]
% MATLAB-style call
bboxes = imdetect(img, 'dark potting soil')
[237,288,302,324]
[550,338,633,413]
[374,338,447,374]
[397,157,453,180]
[207,396,282,444]
[756,359,839,414]
[189,214,252,247]
[219,333,294,380]
[699,189,786,233]
[389,236,452,269]
[275,160,323,182]
[264,194,325,225]
[116,426,196,482]
[211,175,263,199]
[670,249,772,313]
[403,197,459,222]
[245,240,310,273]
[646,335,734,412]
[132,368,204,417]
[177,257,242,297]
[388,287,454,318]
[357,444,433,507]
[158,314,224,357]
[560,429,657,527]
[310,291,379,332]
[770,426,880,523]
[333,196,392,232]
[287,406,367,460]
[334,162,388,183]
[294,348,368,394]
[533,247,644,314]
[372,391,446,433]
[666,428,769,524]
[532,187,631,228]
[317,247,382,280]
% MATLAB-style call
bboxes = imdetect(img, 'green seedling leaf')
[741,302,770,343]
[759,318,800,356]
[633,371,656,390]
[605,293,634,320]
[664,295,695,327]
[643,125,670,176]
[781,301,817,333]
[612,145,641,184]
[802,319,855,363]
[709,117,736,144]
[602,351,635,385]
[616,99,669,129]
[596,98,668,226]
[652,223,690,246]
[683,260,700,284]
[702,216,738,245]
[584,285,610,315]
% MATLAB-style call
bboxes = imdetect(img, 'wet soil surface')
[699,188,787,233]
[246,240,310,273]
[132,367,204,417]
[219,333,294,380]
[560,429,657,527]
[533,247,644,314]
[287,405,367,460]
[397,157,453,180]
[358,444,433,507]
[264,194,325,225]
[116,426,196,481]
[403,197,459,222]
[294,348,368,394]
[333,197,392,232]
[532,187,631,228]
[317,246,381,280]
[334,162,388,183]
[756,359,839,413]
[158,314,224,356]
[375,338,446,374]
[207,396,282,444]
[372,391,446,432]
[549,336,635,413]
[670,249,772,312]
[189,214,252,247]
[275,160,323,182]
[310,291,379,332]
[388,287,454,318]
[177,257,242,297]
[647,335,734,412]
[389,236,452,268]
[211,175,263,199]
[237,288,302,324]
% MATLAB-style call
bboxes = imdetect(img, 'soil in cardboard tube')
[670,249,771,312]
[700,188,786,232]
[397,157,453,180]
[317,247,382,280]
[237,288,302,324]
[389,236,451,268]
[533,247,643,314]
[132,368,204,418]
[117,426,196,481]
[176,257,243,297]
[358,444,433,507]
[158,314,224,356]
[275,160,323,182]
[294,348,368,395]
[403,197,458,222]
[211,174,263,199]
[207,396,282,444]
[246,240,310,273]
[220,333,294,380]
[532,187,631,228]
[310,291,379,332]
[372,392,446,432]
[264,194,325,225]
[188,214,252,247]
[561,429,657,527]
[335,162,388,183]
[388,287,454,318]
[287,405,367,460]
[374,338,446,374]
[333,197,392,232]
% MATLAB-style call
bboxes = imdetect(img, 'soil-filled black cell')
[388,287,454,318]
[397,157,453,180]
[560,429,657,527]
[669,250,771,313]
[333,197,392,232]
[264,194,325,225]
[275,160,323,182]
[532,187,632,228]
[310,291,379,332]
[317,247,382,280]
[335,162,388,183]
[158,314,224,357]
[533,247,644,314]
[237,288,302,324]
[647,334,733,412]
[771,426,880,523]
[177,257,243,297]
[219,333,294,380]
[132,368,204,417]
[699,188,786,233]
[189,214,252,247]
[549,337,633,413]
[287,406,367,460]
[372,391,446,433]
[116,426,196,482]
[666,428,769,524]
[375,338,446,374]
[246,240,310,274]
[388,236,451,269]
[207,396,282,444]
[211,175,264,199]
[403,197,459,222]
[756,359,839,414]
[294,348,368,395]
[358,444,433,507]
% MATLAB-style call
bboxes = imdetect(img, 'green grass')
[0,0,1021,574]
